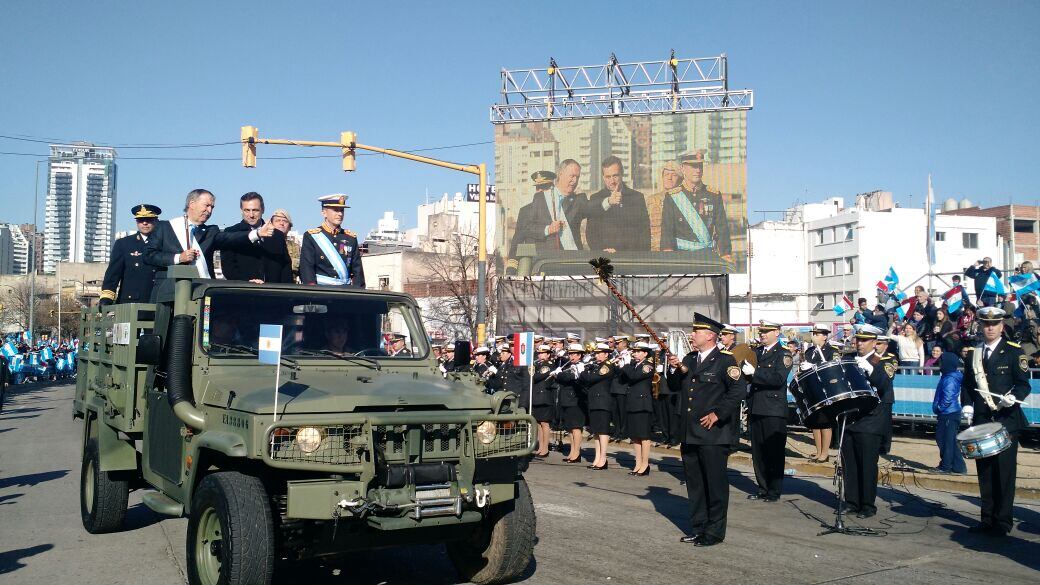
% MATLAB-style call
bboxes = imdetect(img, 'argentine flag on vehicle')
[258,324,283,365]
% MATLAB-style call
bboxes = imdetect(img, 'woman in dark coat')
[622,343,655,475]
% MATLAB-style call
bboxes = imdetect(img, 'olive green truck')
[73,266,536,585]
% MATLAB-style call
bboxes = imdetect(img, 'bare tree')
[411,234,497,341]
[0,278,79,337]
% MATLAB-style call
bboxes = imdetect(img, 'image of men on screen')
[586,156,650,253]
[510,160,586,253]
[659,151,732,262]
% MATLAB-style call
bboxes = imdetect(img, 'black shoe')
[694,535,723,547]
[844,504,860,514]
[563,457,582,463]
[679,533,704,544]
[633,466,650,477]
[763,495,780,502]
[856,509,876,519]
[747,493,766,500]
[587,463,608,470]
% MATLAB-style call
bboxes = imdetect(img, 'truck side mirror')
[453,340,471,370]
[137,334,162,366]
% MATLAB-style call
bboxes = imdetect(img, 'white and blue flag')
[984,272,1006,296]
[512,332,534,367]
[258,324,283,365]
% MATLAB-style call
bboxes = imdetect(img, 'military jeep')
[73,266,536,585]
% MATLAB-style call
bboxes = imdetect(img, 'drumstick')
[976,389,1027,406]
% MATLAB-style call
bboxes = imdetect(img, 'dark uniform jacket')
[748,344,793,417]
[531,359,556,407]
[101,233,158,303]
[659,183,731,257]
[554,362,585,408]
[221,220,293,283]
[498,361,528,399]
[145,219,251,279]
[848,354,896,442]
[804,344,837,364]
[961,339,1032,435]
[667,348,747,445]
[510,191,587,255]
[610,350,630,395]
[622,359,655,413]
[473,361,496,392]
[580,360,616,411]
[299,225,365,288]
[585,185,650,252]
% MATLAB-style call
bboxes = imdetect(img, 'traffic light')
[341,131,356,172]
[241,125,258,167]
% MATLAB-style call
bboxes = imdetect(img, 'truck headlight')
[476,421,497,444]
[295,427,323,453]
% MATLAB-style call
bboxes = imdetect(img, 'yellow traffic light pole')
[240,126,490,343]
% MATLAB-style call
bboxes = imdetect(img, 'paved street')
[2,382,1038,584]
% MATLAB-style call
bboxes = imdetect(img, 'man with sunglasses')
[100,204,162,307]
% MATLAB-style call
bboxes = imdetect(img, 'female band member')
[622,342,655,475]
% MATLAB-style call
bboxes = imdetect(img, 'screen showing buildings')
[494,111,747,276]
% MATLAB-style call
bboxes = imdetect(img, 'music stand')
[818,412,878,537]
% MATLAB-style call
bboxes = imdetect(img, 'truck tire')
[80,438,129,534]
[187,472,274,585]
[447,478,536,585]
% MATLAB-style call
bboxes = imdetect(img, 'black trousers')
[750,414,787,498]
[976,439,1019,532]
[841,432,882,514]
[653,394,675,443]
[681,444,731,541]
[611,393,627,437]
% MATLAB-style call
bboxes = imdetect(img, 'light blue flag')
[984,272,1006,295]
[258,324,283,365]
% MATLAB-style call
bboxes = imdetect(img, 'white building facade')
[43,143,117,274]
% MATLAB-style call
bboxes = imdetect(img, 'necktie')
[984,347,991,364]
[190,225,199,246]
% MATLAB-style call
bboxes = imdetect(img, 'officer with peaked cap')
[961,306,1032,537]
[300,194,365,288]
[622,341,656,474]
[804,324,837,365]
[842,323,897,518]
[667,312,747,546]
[581,342,617,470]
[387,333,411,357]
[100,204,163,307]
[743,320,792,502]
[659,151,732,261]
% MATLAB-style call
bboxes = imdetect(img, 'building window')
[962,232,979,249]
[1014,219,1036,233]
[844,224,855,241]
[815,230,824,245]
[935,231,945,242]
[845,257,855,274]
[816,262,824,277]
[378,276,390,290]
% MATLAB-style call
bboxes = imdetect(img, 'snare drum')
[791,360,880,428]
[956,422,1012,459]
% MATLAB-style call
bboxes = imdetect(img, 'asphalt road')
[2,382,1039,584]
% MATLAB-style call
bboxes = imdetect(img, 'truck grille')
[474,421,532,457]
[268,424,366,465]
[423,423,464,455]
[371,424,465,461]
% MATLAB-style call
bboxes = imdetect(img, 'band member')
[610,334,632,441]
[803,324,836,462]
[531,344,557,457]
[843,324,897,518]
[743,320,792,502]
[961,307,1032,537]
[100,204,162,306]
[146,189,271,280]
[300,194,365,288]
[472,346,495,393]
[580,343,616,470]
[554,343,588,463]
[622,342,655,475]
[387,333,411,357]
[659,151,732,262]
[667,313,748,546]
[496,344,528,401]
[586,156,651,252]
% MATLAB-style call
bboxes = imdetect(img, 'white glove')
[962,405,974,425]
[439,363,447,373]
[855,356,873,375]
[741,360,755,376]
[999,393,1017,408]
[799,361,814,372]
[486,365,498,376]
[549,367,563,377]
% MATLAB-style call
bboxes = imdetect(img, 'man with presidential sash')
[659,151,733,263]
[300,194,366,288]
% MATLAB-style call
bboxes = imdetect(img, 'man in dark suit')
[220,192,292,283]
[667,312,747,546]
[510,161,587,254]
[145,188,273,280]
[742,320,793,502]
[660,151,732,262]
[961,306,1032,537]
[586,156,650,252]
[100,204,162,307]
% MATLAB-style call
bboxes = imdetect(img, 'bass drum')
[790,359,879,429]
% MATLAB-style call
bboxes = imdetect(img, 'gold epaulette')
[307,227,321,234]
[882,354,897,361]
[344,229,357,238]
[965,347,975,352]
[720,350,733,355]
[1007,341,1021,348]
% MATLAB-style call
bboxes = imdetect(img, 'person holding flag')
[966,257,1002,307]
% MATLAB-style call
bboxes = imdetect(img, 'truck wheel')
[447,478,536,585]
[80,438,129,533]
[186,472,274,585]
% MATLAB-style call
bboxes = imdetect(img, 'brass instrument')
[590,258,670,398]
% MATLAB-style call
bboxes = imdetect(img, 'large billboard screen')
[495,111,747,277]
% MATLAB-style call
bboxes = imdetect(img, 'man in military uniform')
[387,333,411,357]
[741,320,793,502]
[100,204,162,307]
[659,151,732,263]
[300,194,365,288]
[509,170,557,260]
[961,307,1032,537]
[667,313,748,546]
[843,324,897,519]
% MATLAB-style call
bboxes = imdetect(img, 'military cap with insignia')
[612,334,632,342]
[531,170,556,186]
[566,332,581,341]
[566,343,586,353]
[473,346,490,356]
[679,150,706,166]
[854,324,884,339]
[977,306,1006,323]
[691,312,723,334]
[593,343,610,352]
[810,323,831,335]
[631,342,652,352]
[758,319,782,332]
[131,203,161,219]
[388,333,406,341]
[536,344,552,352]
[318,193,350,208]
[498,344,512,353]
[720,324,738,335]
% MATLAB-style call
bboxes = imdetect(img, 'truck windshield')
[202,289,429,359]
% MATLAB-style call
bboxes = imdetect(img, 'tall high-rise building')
[0,223,31,274]
[20,224,44,274]
[43,143,117,274]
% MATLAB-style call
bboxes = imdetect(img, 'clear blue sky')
[2,1,1038,236]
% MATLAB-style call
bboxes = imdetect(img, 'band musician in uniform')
[554,343,588,463]
[803,324,837,462]
[530,344,557,458]
[100,204,162,307]
[667,313,747,546]
[580,343,616,470]
[742,320,793,502]
[300,194,365,288]
[843,324,897,519]
[622,342,655,475]
[961,306,1032,537]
